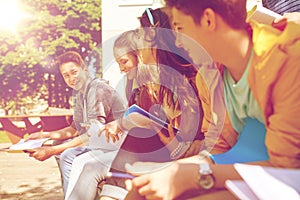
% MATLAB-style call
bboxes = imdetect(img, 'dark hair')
[129,84,160,112]
[139,8,198,104]
[139,8,191,69]
[165,0,247,29]
[57,51,85,69]
[128,84,173,135]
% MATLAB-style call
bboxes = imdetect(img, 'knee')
[59,148,75,167]
[80,160,95,173]
[71,155,86,170]
[81,160,107,178]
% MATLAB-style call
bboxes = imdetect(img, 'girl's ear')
[201,8,217,31]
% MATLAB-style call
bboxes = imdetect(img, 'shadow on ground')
[0,178,63,200]
[0,145,64,200]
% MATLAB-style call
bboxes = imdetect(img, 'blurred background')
[0,0,101,115]
[0,0,259,116]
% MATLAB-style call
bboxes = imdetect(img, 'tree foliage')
[0,0,101,112]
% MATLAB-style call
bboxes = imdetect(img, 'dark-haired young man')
[27,51,126,195]
[123,0,300,199]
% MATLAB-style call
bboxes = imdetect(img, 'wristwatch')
[198,163,215,190]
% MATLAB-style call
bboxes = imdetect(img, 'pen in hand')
[105,172,135,179]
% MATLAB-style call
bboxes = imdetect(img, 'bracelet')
[170,142,185,160]
[199,150,212,161]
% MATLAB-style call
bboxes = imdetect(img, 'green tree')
[0,0,101,112]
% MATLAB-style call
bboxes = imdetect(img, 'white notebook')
[226,164,300,200]
[225,180,259,200]
[247,5,282,24]
[7,138,50,153]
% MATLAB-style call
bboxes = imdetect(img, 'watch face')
[199,174,215,190]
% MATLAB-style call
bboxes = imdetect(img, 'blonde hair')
[113,29,140,61]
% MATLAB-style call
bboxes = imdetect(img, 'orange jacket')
[196,21,300,168]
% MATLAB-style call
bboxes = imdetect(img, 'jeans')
[64,149,118,200]
[59,146,91,195]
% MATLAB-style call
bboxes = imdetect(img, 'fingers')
[183,148,192,157]
[183,143,193,157]
[157,129,168,144]
[151,123,170,144]
[28,151,41,160]
[138,184,155,197]
[273,15,286,23]
[98,125,106,136]
[25,132,45,141]
[27,148,49,161]
[125,179,133,191]
[104,131,121,143]
[105,131,110,142]
[168,119,176,138]
[131,176,150,190]
[110,134,120,143]
[125,173,150,192]
[24,149,36,154]
[100,121,123,142]
[129,176,160,199]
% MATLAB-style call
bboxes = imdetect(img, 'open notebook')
[226,164,300,200]
[3,138,50,153]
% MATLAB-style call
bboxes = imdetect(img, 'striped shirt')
[262,0,300,15]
